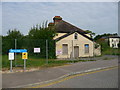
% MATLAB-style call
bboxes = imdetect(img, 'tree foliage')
[94,33,118,41]
[6,29,24,39]
[2,29,24,54]
[28,21,56,40]
[85,30,95,38]
[118,43,120,48]
[2,22,57,58]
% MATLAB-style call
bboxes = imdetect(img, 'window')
[112,44,114,48]
[62,44,68,55]
[84,44,89,53]
[112,39,114,42]
[74,33,78,39]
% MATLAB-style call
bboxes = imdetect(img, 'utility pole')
[15,39,17,67]
[46,40,48,64]
[72,40,74,63]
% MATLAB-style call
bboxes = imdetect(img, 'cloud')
[2,2,118,35]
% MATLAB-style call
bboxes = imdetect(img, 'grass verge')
[2,55,96,70]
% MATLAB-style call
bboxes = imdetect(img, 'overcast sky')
[2,2,118,36]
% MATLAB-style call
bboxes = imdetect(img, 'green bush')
[97,40,120,55]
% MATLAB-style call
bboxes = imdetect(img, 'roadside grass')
[102,48,120,55]
[103,57,115,60]
[2,54,96,70]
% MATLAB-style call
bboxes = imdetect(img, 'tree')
[2,29,23,54]
[28,21,56,40]
[6,29,23,39]
[27,21,57,58]
[118,43,120,48]
[85,30,95,38]
[94,33,118,41]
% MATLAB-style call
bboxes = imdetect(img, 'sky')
[0,2,2,35]
[2,2,118,36]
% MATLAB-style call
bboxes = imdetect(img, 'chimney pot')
[53,16,62,24]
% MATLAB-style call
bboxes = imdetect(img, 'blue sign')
[9,49,27,53]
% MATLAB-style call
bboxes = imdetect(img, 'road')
[2,56,118,88]
[40,67,118,88]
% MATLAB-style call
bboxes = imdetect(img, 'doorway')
[74,46,79,58]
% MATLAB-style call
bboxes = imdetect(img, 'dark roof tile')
[55,20,87,34]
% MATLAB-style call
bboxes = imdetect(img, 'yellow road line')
[30,66,118,88]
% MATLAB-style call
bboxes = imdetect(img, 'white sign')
[9,53,14,60]
[56,50,62,55]
[34,48,40,53]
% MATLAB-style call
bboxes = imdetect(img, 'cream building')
[109,36,120,48]
[49,16,101,59]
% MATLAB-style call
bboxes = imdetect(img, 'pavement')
[2,55,118,88]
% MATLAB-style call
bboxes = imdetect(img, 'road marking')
[31,66,118,88]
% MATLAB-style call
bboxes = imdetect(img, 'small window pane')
[112,44,114,48]
[75,33,77,39]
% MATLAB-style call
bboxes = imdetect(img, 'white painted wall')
[56,32,94,58]
[109,38,120,48]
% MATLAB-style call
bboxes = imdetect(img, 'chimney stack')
[53,16,62,25]
[48,22,54,27]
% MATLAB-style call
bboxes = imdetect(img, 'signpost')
[9,53,14,60]
[34,48,40,53]
[8,53,14,72]
[22,52,28,59]
[9,49,28,72]
[9,49,27,53]
[56,50,62,55]
[22,52,28,71]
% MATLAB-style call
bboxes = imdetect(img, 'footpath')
[2,56,118,88]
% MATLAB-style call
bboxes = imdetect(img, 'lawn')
[2,54,96,69]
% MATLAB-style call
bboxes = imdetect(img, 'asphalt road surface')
[2,56,118,88]
[32,67,118,88]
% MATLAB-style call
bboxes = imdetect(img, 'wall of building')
[85,34,91,38]
[56,32,94,59]
[93,42,101,56]
[53,33,67,40]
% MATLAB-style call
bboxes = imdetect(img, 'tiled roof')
[48,16,93,41]
[55,20,87,34]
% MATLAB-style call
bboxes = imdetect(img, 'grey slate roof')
[55,20,87,34]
